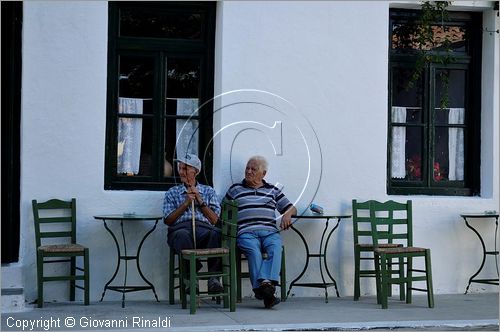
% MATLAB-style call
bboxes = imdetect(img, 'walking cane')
[191,200,196,249]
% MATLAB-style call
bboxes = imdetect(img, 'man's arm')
[198,203,219,225]
[187,185,220,226]
[164,198,191,226]
[280,205,297,230]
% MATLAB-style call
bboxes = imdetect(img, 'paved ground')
[1,293,498,331]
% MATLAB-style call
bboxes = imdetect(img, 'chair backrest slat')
[40,231,73,238]
[32,198,77,248]
[37,217,73,223]
[369,200,412,247]
[35,199,73,209]
[221,199,238,251]
[352,199,374,245]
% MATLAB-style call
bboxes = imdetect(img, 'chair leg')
[280,246,287,301]
[230,251,237,312]
[380,253,389,309]
[169,250,175,305]
[189,254,197,315]
[37,251,44,308]
[70,256,76,301]
[236,254,242,303]
[387,257,393,298]
[354,247,360,301]
[425,249,434,308]
[180,257,187,309]
[84,249,90,305]
[222,255,229,309]
[373,252,381,305]
[406,255,413,304]
[398,256,405,301]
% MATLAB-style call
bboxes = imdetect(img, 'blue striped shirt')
[225,179,293,235]
[163,183,221,227]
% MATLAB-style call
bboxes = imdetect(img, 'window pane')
[391,67,423,124]
[434,126,464,182]
[392,23,467,53]
[176,119,199,159]
[117,118,153,176]
[166,58,201,103]
[435,69,466,122]
[164,57,201,170]
[119,56,154,115]
[119,8,202,39]
[164,118,199,176]
[391,126,423,180]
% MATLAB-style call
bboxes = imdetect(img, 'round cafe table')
[94,214,163,308]
[461,212,499,294]
[287,213,351,303]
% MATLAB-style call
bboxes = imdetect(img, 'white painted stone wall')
[14,1,499,304]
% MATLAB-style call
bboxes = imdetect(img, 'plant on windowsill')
[406,154,445,182]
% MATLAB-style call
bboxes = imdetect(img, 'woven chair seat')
[182,248,229,255]
[375,246,427,254]
[39,244,86,253]
[358,243,402,249]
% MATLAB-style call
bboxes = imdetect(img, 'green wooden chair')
[369,200,434,309]
[32,198,90,308]
[236,246,287,302]
[179,199,238,314]
[168,249,180,305]
[352,199,404,301]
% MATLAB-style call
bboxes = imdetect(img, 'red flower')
[406,155,443,181]
[406,154,421,180]
[433,161,443,182]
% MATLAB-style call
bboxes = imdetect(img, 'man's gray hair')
[248,155,268,171]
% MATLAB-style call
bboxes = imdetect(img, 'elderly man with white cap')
[163,153,223,293]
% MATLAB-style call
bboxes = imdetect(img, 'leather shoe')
[259,282,279,308]
[208,278,224,293]
[258,282,275,298]
[253,288,264,300]
[264,295,280,309]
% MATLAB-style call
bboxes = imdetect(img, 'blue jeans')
[237,230,282,289]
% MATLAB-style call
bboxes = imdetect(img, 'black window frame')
[105,2,216,191]
[387,9,482,196]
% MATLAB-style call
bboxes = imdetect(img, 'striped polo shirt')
[225,179,293,235]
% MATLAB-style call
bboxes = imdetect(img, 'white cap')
[175,153,201,172]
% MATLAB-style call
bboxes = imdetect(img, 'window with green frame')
[388,9,482,196]
[105,2,216,190]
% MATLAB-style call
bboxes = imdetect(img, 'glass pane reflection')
[120,8,202,39]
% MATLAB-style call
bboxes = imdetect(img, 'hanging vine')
[408,1,454,109]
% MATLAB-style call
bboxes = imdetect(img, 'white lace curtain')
[448,108,465,181]
[117,98,143,175]
[175,98,199,158]
[391,107,407,179]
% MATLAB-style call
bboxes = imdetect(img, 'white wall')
[15,1,499,304]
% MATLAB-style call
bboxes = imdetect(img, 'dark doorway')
[2,2,22,263]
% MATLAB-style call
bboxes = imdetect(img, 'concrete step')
[1,288,25,312]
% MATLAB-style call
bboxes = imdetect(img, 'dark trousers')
[168,221,222,273]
